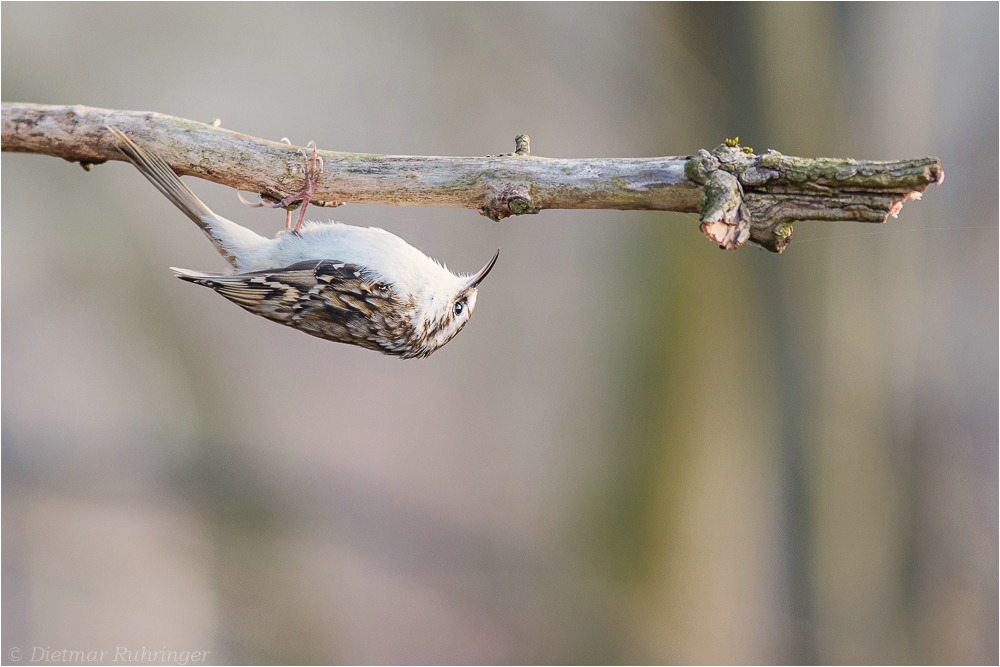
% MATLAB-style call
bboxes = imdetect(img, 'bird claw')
[237,141,323,232]
[237,191,266,208]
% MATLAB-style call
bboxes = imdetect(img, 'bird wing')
[172,260,402,344]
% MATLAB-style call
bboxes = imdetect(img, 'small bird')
[109,128,498,358]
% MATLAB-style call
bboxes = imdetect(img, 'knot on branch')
[685,143,944,253]
[686,149,750,250]
[481,183,537,221]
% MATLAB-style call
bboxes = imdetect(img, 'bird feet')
[238,140,324,232]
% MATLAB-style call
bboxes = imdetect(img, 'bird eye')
[453,300,464,316]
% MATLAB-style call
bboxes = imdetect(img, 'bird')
[108,128,498,359]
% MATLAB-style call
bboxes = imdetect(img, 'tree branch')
[1,103,943,252]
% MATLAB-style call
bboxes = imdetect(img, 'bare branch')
[1,103,943,252]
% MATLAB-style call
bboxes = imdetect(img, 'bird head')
[405,249,499,358]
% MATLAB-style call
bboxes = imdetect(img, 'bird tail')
[108,127,264,269]
[170,267,224,285]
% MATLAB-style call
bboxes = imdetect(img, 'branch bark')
[1,103,943,253]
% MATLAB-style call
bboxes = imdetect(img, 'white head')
[407,249,499,357]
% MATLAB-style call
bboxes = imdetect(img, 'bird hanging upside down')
[109,128,498,359]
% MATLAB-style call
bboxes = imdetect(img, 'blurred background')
[2,3,996,664]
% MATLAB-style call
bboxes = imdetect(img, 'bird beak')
[467,249,500,289]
